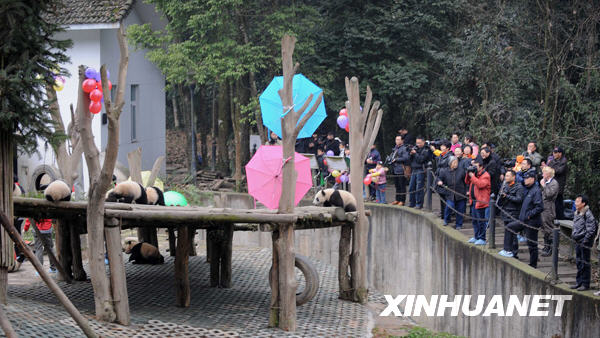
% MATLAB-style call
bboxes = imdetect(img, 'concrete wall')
[218,193,600,337]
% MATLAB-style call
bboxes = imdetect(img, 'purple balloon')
[94,71,101,82]
[337,115,348,129]
[340,174,349,183]
[326,150,334,156]
[85,68,97,80]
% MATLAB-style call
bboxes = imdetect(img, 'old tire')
[30,164,61,192]
[269,254,319,306]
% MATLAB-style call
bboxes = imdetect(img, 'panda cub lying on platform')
[123,237,164,265]
[312,188,357,212]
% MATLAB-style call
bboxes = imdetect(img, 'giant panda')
[123,238,164,264]
[44,180,71,202]
[107,181,147,204]
[145,186,165,206]
[13,182,24,197]
[312,188,357,212]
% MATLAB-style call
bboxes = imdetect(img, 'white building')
[17,0,167,194]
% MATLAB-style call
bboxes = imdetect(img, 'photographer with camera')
[408,136,432,209]
[437,156,467,229]
[497,170,524,258]
[465,158,491,245]
[388,135,410,205]
[499,171,544,268]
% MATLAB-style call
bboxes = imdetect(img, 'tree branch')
[360,86,373,130]
[361,101,381,161]
[293,92,323,138]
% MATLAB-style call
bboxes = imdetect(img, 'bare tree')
[78,25,129,324]
[344,77,382,304]
[269,35,323,331]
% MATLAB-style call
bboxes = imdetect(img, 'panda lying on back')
[123,238,164,264]
[312,188,357,212]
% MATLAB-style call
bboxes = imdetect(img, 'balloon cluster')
[337,108,349,132]
[332,170,349,184]
[81,67,112,114]
[53,73,66,92]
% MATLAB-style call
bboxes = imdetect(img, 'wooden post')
[79,25,130,322]
[269,35,323,331]
[31,222,72,284]
[338,224,352,299]
[188,228,196,256]
[0,130,14,303]
[168,228,176,256]
[207,224,233,288]
[104,224,130,325]
[70,220,87,281]
[57,219,73,281]
[175,225,190,307]
[345,76,383,304]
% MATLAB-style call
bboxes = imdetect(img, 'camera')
[502,158,516,169]
[466,165,478,174]
[427,139,443,149]
[384,154,394,165]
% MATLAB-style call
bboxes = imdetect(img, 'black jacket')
[572,206,597,245]
[519,183,544,225]
[459,157,472,171]
[435,151,451,174]
[324,138,340,155]
[481,155,501,195]
[438,167,467,201]
[548,156,568,194]
[390,144,410,175]
[410,146,431,171]
[498,182,524,222]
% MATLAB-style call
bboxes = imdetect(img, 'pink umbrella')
[245,145,312,210]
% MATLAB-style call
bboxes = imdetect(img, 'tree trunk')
[216,82,231,174]
[231,80,242,190]
[70,221,86,281]
[171,94,180,129]
[175,225,190,307]
[0,130,14,304]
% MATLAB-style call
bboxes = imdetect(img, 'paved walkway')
[5,247,394,337]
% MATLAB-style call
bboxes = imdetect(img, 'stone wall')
[217,193,600,337]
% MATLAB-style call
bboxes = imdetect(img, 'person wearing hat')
[499,170,544,268]
[465,157,491,245]
[545,146,568,220]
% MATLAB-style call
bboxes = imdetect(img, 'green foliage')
[0,0,71,152]
[404,326,463,338]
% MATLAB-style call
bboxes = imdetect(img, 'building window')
[131,84,138,142]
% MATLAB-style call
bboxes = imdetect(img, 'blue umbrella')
[259,74,326,139]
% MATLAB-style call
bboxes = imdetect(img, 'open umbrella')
[259,74,326,139]
[245,145,312,210]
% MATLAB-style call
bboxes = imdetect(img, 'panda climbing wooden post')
[269,34,324,331]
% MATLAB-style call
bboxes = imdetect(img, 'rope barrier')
[431,170,598,267]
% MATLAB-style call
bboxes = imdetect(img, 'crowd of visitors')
[301,127,598,294]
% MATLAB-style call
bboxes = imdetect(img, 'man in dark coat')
[546,146,568,220]
[324,132,340,155]
[408,137,431,209]
[479,147,501,195]
[437,156,467,229]
[389,135,410,205]
[497,170,524,256]
[500,171,544,268]
[569,195,598,291]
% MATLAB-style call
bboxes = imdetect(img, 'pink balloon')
[339,108,347,116]
[337,115,348,129]
[363,175,372,185]
[89,101,102,114]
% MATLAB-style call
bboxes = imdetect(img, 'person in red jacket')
[465,158,491,245]
[24,218,57,274]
